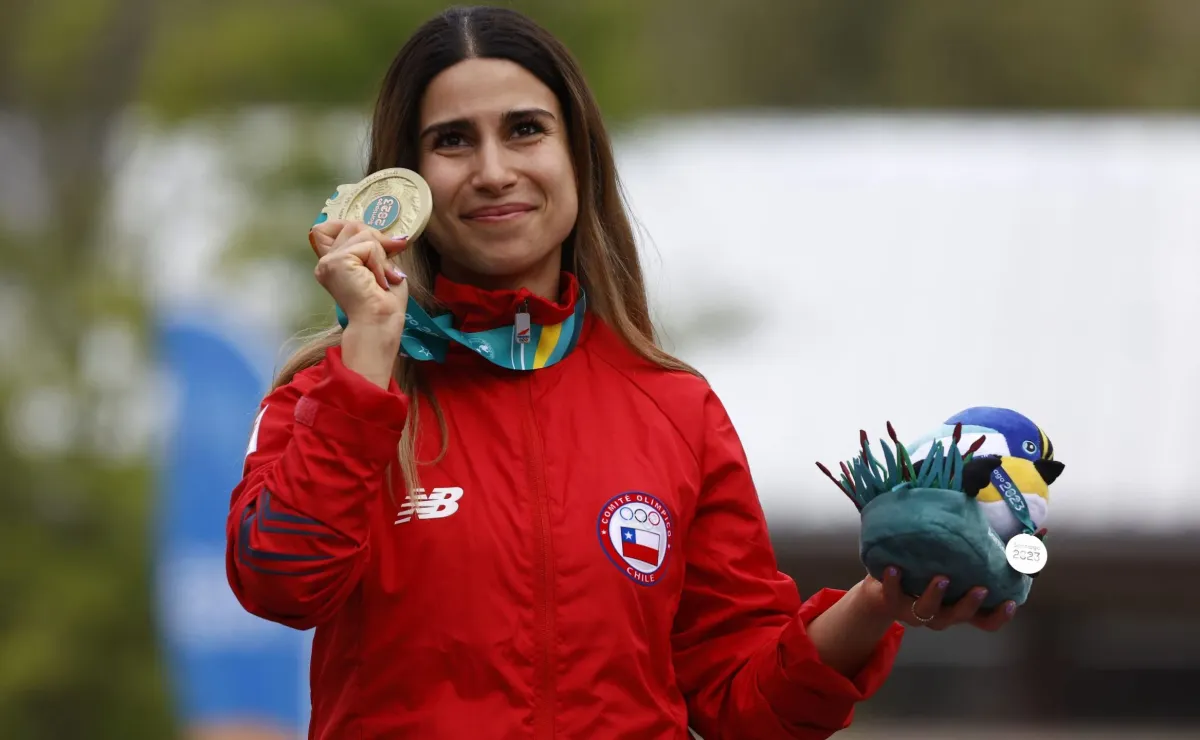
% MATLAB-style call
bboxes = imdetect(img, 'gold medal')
[319,168,433,239]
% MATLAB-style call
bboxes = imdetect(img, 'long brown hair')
[275,5,698,497]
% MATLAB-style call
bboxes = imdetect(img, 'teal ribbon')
[988,466,1039,535]
[313,208,585,370]
[335,292,586,371]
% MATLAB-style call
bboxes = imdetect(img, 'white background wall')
[617,114,1200,534]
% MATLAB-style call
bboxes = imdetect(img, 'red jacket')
[226,273,903,739]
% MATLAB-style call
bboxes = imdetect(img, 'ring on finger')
[911,601,935,624]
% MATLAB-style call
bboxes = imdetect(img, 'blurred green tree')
[646,0,1200,111]
[1,0,175,735]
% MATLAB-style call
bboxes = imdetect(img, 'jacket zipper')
[521,354,555,738]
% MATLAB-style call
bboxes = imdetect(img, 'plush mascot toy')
[817,407,1064,610]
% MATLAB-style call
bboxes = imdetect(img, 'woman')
[226,6,1016,739]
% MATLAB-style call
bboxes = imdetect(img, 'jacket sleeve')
[225,345,408,630]
[672,390,905,740]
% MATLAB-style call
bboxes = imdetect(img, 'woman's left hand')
[857,566,1017,632]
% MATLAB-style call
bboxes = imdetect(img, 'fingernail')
[388,268,406,281]
[1005,602,1017,615]
[885,567,898,578]
[973,589,988,601]
[936,579,949,590]
[392,234,409,241]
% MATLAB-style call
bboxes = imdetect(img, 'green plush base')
[859,487,1032,610]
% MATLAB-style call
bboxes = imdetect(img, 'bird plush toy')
[817,407,1064,610]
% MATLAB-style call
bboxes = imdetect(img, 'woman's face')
[417,58,578,292]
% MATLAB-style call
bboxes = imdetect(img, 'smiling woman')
[416,57,578,295]
[219,5,1010,740]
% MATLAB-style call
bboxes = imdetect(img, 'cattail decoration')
[815,422,983,510]
[964,435,988,458]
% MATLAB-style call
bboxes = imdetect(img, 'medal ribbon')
[987,465,1039,536]
[335,292,587,371]
[314,207,585,371]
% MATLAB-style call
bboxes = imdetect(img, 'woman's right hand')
[309,219,410,330]
[309,220,411,389]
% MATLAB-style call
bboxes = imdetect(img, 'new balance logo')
[394,487,464,525]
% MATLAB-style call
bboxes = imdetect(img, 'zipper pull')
[514,300,532,344]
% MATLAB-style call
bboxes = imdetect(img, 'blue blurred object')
[154,313,309,735]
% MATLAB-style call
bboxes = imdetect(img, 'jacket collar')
[433,271,580,333]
